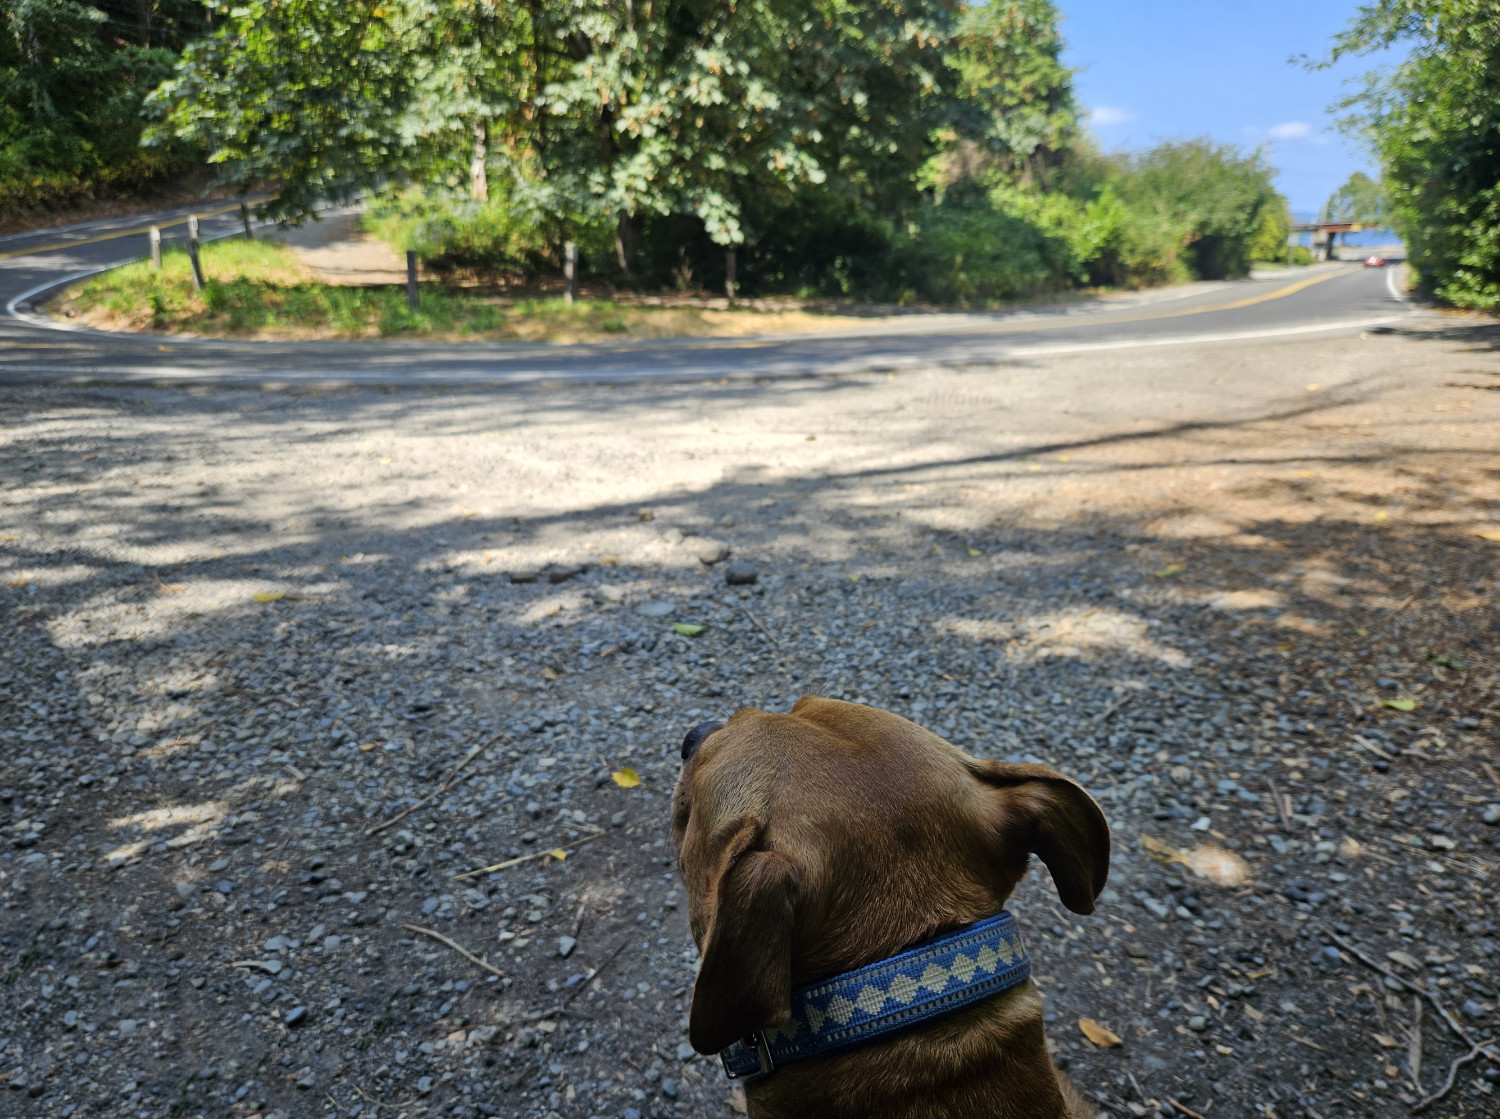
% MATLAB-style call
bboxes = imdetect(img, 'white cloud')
[1089,106,1136,127]
[1269,121,1313,141]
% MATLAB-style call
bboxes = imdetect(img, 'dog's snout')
[681,720,723,761]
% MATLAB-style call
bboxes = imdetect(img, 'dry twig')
[366,733,503,837]
[1091,691,1135,727]
[1266,776,1293,832]
[737,603,781,650]
[1168,1099,1208,1119]
[451,831,602,880]
[1326,929,1499,1111]
[1407,996,1422,1091]
[401,924,507,981]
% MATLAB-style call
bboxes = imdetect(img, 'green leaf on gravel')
[671,623,704,637]
[1428,654,1469,670]
[1154,564,1185,578]
[1381,698,1417,712]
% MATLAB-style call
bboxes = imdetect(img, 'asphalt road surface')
[1,203,1415,386]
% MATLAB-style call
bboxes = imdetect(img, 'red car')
[1364,255,1387,267]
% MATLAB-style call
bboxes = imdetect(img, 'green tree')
[148,0,968,263]
[1,0,207,205]
[1325,0,1500,307]
[1319,170,1389,226]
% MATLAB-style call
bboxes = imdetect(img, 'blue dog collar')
[719,910,1030,1082]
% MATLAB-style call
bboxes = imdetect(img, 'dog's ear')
[968,761,1110,914]
[688,817,800,1055]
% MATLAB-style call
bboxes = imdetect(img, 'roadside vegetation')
[1325,0,1500,309]
[54,239,876,342]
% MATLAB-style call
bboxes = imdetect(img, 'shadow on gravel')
[0,382,1497,1119]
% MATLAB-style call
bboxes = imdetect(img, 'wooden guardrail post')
[186,214,204,291]
[149,226,161,269]
[725,248,736,304]
[241,203,253,240]
[564,241,578,305]
[406,251,419,309]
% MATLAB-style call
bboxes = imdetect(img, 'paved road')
[0,204,1415,387]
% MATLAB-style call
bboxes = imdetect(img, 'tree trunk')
[615,211,642,276]
[470,121,488,203]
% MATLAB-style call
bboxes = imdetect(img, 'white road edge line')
[0,313,1416,383]
[1385,264,1411,304]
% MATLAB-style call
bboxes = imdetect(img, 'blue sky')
[1056,0,1396,216]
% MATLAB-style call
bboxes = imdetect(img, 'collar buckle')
[721,1029,775,1084]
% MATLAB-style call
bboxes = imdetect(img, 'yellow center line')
[0,201,247,261]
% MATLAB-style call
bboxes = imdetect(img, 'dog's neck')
[744,981,1079,1119]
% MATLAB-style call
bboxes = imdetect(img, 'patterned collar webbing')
[719,911,1030,1082]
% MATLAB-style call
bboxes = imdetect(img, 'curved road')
[1,203,1414,387]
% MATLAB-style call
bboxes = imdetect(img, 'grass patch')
[55,239,861,343]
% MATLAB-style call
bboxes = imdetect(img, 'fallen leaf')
[611,768,640,788]
[1078,1018,1122,1047]
[8,577,30,588]
[1374,1033,1401,1049]
[1373,511,1389,521]
[1244,1004,1265,1022]
[1154,564,1185,578]
[1428,654,1470,670]
[542,667,560,681]
[1139,835,1252,887]
[458,510,478,518]
[1215,1044,1234,1055]
[671,622,704,637]
[1475,529,1500,543]
[1387,950,1420,970]
[1276,643,1294,653]
[968,548,982,557]
[252,591,286,604]
[1381,698,1417,712]
[729,1086,748,1115]
[546,848,567,861]
[358,743,377,752]
[599,555,620,566]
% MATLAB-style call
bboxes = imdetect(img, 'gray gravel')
[1,338,1497,1119]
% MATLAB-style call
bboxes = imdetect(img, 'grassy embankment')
[55,239,855,343]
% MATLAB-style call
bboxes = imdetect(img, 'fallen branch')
[1325,930,1494,1057]
[529,936,633,1022]
[366,733,503,837]
[451,831,603,881]
[401,924,506,981]
[1167,1099,1207,1119]
[1266,776,1293,832]
[1412,1040,1492,1113]
[1285,1031,1326,1052]
[1091,691,1135,728]
[1481,760,1500,796]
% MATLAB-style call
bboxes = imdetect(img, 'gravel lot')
[2,319,1498,1119]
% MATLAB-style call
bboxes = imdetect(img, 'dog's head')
[671,696,1109,1055]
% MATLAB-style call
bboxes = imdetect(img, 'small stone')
[556,936,577,959]
[284,1006,308,1027]
[635,599,676,618]
[696,540,730,565]
[294,1067,315,1089]
[637,508,654,522]
[416,1076,434,1094]
[509,569,541,584]
[661,1078,679,1099]
[1483,805,1500,826]
[422,897,440,915]
[724,560,758,586]
[1186,1015,1208,1031]
[1460,999,1487,1019]
[1318,946,1341,967]
[593,585,625,604]
[118,1018,138,1034]
[546,564,582,584]
[1125,943,1149,959]
[1191,817,1211,832]
[676,1041,696,1061]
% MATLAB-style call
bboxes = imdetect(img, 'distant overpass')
[1291,221,1398,262]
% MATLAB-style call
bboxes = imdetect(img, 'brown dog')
[671,696,1109,1119]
